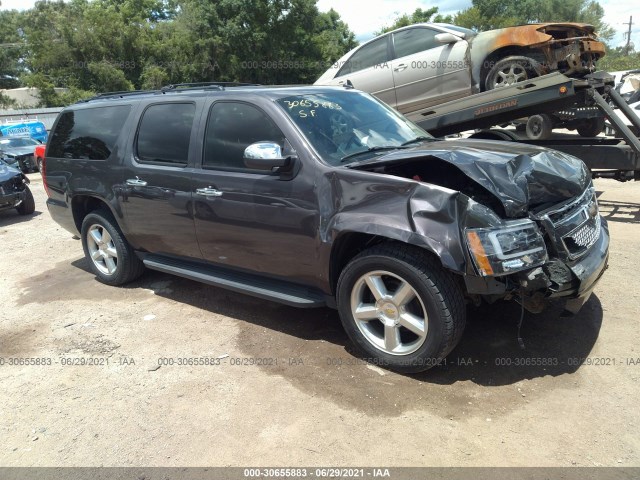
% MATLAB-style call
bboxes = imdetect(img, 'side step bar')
[143,255,326,308]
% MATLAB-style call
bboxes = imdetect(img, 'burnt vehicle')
[43,85,608,372]
[315,23,605,114]
[0,157,36,216]
[0,136,41,173]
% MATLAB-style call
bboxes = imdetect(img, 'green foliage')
[375,7,454,35]
[13,0,358,106]
[598,46,640,72]
[0,9,27,89]
[0,92,17,109]
[453,0,614,41]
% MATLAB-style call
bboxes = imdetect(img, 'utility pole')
[623,16,633,54]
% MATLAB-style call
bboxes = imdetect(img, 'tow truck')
[404,71,640,181]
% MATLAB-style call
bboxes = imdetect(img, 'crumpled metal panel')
[376,139,591,217]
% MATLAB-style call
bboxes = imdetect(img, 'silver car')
[315,22,605,115]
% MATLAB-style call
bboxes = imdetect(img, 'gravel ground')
[1,173,639,467]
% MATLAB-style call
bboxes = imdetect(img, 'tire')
[81,209,145,286]
[577,117,605,137]
[15,186,35,215]
[526,114,554,140]
[336,243,466,373]
[484,56,542,90]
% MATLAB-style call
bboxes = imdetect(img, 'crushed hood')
[359,139,590,217]
[0,161,22,182]
[1,146,37,157]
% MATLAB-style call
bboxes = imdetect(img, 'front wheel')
[81,209,145,286]
[485,56,542,90]
[337,244,466,373]
[16,186,35,215]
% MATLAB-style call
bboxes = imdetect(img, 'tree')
[599,46,640,72]
[376,7,453,35]
[15,0,357,106]
[454,0,614,41]
[0,9,27,89]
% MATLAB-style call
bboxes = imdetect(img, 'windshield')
[0,137,39,148]
[276,91,432,165]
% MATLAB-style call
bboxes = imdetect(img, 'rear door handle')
[393,64,407,72]
[196,187,223,197]
[126,178,147,186]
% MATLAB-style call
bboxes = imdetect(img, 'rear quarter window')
[48,105,132,160]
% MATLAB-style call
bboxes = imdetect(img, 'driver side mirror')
[243,141,297,176]
[435,32,460,44]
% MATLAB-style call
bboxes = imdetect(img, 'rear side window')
[48,105,131,160]
[136,103,195,165]
[393,28,439,58]
[337,37,390,76]
[203,102,285,171]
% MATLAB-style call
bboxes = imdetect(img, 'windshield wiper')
[400,136,435,147]
[340,146,406,163]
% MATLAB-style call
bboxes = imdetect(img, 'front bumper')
[544,216,609,312]
[0,189,26,210]
[464,216,609,313]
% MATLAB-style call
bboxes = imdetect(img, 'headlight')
[465,220,547,276]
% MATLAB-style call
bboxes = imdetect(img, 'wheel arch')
[71,195,119,233]
[478,46,546,91]
[328,230,457,296]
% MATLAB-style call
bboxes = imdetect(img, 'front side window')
[277,91,430,165]
[136,103,195,165]
[337,37,390,76]
[48,105,132,160]
[392,28,439,59]
[203,102,285,171]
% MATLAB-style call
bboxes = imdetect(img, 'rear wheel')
[15,186,35,215]
[81,209,145,285]
[526,114,554,140]
[577,117,605,137]
[337,243,466,373]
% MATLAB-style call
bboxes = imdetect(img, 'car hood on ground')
[353,139,590,217]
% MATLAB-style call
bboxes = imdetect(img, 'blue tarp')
[0,121,48,143]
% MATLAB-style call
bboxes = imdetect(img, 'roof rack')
[78,82,262,103]
[79,89,158,103]
[161,82,261,91]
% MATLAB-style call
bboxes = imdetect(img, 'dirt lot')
[1,173,639,467]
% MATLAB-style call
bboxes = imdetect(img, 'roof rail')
[77,82,263,103]
[78,89,158,103]
[161,82,261,91]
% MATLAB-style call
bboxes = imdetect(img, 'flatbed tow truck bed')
[405,71,640,181]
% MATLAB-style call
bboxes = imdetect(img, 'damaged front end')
[470,22,606,88]
[349,139,609,315]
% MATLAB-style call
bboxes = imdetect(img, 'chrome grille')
[563,215,601,253]
[535,186,601,260]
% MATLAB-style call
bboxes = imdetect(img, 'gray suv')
[43,83,608,372]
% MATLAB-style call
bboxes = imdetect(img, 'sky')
[1,0,638,48]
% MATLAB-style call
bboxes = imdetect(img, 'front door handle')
[126,177,147,186]
[196,187,223,197]
[393,64,407,72]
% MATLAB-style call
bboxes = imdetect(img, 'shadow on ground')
[0,210,42,227]
[18,256,603,417]
[597,199,640,224]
